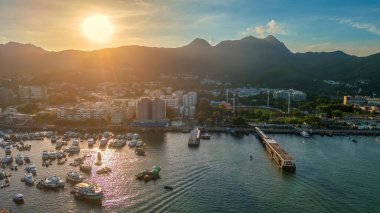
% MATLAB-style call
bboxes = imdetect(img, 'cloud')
[241,19,287,38]
[337,18,380,35]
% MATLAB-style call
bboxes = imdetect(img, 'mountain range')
[1,35,380,91]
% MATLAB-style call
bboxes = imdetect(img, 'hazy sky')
[1,0,380,56]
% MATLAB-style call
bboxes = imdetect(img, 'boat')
[72,139,79,146]
[80,163,92,173]
[25,164,37,175]
[13,193,24,204]
[132,133,140,140]
[128,139,137,147]
[55,141,63,149]
[99,138,107,147]
[135,165,161,182]
[49,151,57,160]
[96,166,111,175]
[136,140,144,147]
[135,148,146,156]
[71,182,103,203]
[65,145,80,154]
[164,186,173,190]
[300,131,310,138]
[200,133,211,139]
[188,128,201,147]
[111,139,126,148]
[2,156,13,164]
[352,139,358,143]
[24,173,34,184]
[15,154,24,165]
[51,136,57,143]
[5,146,12,154]
[66,171,85,183]
[87,138,95,147]
[36,176,65,189]
[57,151,65,159]
[97,152,102,161]
[42,150,49,160]
[24,156,31,163]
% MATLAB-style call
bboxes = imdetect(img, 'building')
[152,98,166,121]
[161,95,178,109]
[19,85,48,101]
[56,107,106,121]
[111,111,125,125]
[0,87,14,105]
[182,92,197,117]
[136,98,152,121]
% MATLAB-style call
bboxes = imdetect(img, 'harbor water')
[1,133,380,212]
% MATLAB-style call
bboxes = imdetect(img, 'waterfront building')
[182,92,197,117]
[152,98,166,121]
[136,98,152,121]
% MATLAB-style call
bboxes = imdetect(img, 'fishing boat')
[300,131,310,138]
[136,140,144,147]
[96,166,111,175]
[66,171,85,183]
[55,141,63,149]
[5,146,12,154]
[135,165,161,182]
[135,148,146,156]
[49,151,57,160]
[99,138,107,147]
[2,156,13,164]
[111,139,126,148]
[24,156,31,163]
[72,139,79,146]
[71,182,103,203]
[128,139,137,147]
[64,145,80,154]
[42,150,49,160]
[15,154,24,165]
[87,138,95,147]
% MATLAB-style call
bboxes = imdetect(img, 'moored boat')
[36,176,65,189]
[135,148,146,156]
[25,164,37,175]
[13,193,24,204]
[66,171,85,183]
[16,154,24,165]
[80,163,92,173]
[24,173,34,184]
[71,182,103,203]
[300,131,310,138]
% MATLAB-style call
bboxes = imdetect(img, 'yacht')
[42,150,49,161]
[300,131,310,138]
[80,163,92,173]
[37,176,65,189]
[65,146,80,154]
[136,140,144,147]
[128,139,137,147]
[24,173,34,184]
[66,171,85,183]
[87,138,95,147]
[15,154,24,165]
[25,164,37,175]
[99,138,107,147]
[49,151,57,160]
[71,182,103,203]
[5,145,12,154]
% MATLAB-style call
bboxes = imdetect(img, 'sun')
[82,15,114,43]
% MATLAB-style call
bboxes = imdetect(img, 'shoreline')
[1,125,380,136]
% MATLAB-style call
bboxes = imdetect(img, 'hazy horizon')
[0,0,380,56]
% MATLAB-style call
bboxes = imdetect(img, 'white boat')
[24,173,34,184]
[66,171,85,183]
[99,138,107,147]
[132,133,140,140]
[72,139,79,146]
[5,145,12,154]
[25,164,37,175]
[300,131,310,138]
[128,139,137,147]
[65,145,80,154]
[136,140,144,147]
[71,182,103,203]
[42,150,49,160]
[87,138,95,147]
[13,193,24,204]
[16,154,24,165]
[49,151,57,160]
[37,176,65,189]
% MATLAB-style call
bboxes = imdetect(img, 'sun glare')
[82,15,114,43]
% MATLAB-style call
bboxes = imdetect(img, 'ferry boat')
[300,131,310,138]
[188,128,201,147]
[71,182,103,203]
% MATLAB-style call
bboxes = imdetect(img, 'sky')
[0,0,380,56]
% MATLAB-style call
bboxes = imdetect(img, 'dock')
[254,127,296,173]
[188,128,201,147]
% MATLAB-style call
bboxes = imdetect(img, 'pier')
[254,127,296,173]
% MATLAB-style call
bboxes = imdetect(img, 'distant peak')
[186,38,211,48]
[240,35,259,41]
[264,35,280,42]
[1,41,46,53]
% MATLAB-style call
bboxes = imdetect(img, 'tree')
[232,116,246,126]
